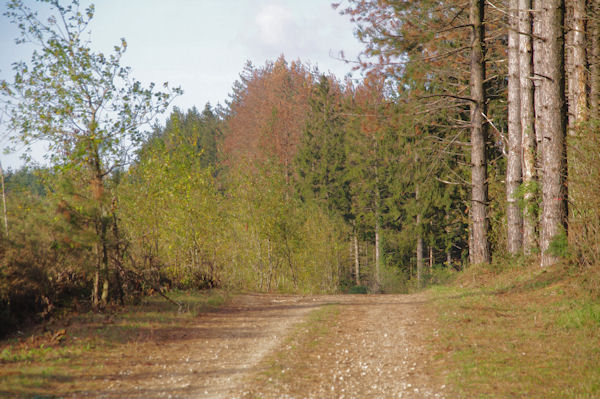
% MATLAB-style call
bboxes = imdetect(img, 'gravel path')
[242,294,445,398]
[86,294,444,398]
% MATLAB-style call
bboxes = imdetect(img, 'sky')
[0,0,365,169]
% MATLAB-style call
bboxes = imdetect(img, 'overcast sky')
[0,0,365,169]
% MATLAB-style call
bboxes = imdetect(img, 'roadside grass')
[0,289,230,398]
[246,303,340,397]
[429,261,600,398]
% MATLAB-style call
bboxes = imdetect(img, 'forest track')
[84,293,444,398]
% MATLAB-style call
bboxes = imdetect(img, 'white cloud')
[255,3,295,46]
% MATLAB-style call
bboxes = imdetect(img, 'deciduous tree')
[1,0,180,306]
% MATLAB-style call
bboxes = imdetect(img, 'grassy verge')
[245,303,340,398]
[0,289,230,398]
[428,261,600,398]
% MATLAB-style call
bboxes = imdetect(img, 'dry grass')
[428,260,600,398]
[245,303,341,397]
[0,290,230,398]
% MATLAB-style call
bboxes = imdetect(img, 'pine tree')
[295,75,350,218]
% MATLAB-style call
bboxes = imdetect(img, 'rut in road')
[87,294,444,398]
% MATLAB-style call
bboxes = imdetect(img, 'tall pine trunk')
[374,203,381,292]
[353,230,361,286]
[375,218,380,289]
[568,0,588,128]
[416,215,424,287]
[100,218,109,305]
[0,162,8,239]
[507,0,523,254]
[520,0,537,255]
[469,0,491,264]
[416,181,423,287]
[533,0,545,168]
[429,246,433,273]
[590,1,600,114]
[539,0,568,267]
[92,244,100,309]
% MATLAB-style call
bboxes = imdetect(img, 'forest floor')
[3,264,598,398]
[0,292,446,398]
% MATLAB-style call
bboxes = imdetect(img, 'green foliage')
[295,75,351,219]
[120,113,222,289]
[0,172,92,336]
[548,227,570,259]
[1,0,180,308]
[568,117,600,266]
[346,285,368,294]
[517,180,541,222]
[144,105,220,169]
[224,161,344,293]
[427,265,458,286]
[378,264,408,293]
[1,0,180,169]
[122,106,345,294]
[3,167,47,197]
[431,264,600,398]
[557,301,600,330]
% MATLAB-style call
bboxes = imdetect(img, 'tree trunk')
[416,221,423,288]
[353,230,361,286]
[520,0,537,255]
[469,0,491,264]
[92,255,100,310]
[374,211,381,292]
[0,162,8,239]
[539,0,568,267]
[429,245,433,271]
[533,0,545,167]
[416,184,423,288]
[373,155,382,292]
[569,0,588,129]
[507,0,523,255]
[100,218,109,305]
[590,1,600,114]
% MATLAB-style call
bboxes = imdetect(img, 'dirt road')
[86,294,444,398]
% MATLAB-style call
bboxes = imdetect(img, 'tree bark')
[0,162,8,240]
[429,245,433,271]
[507,0,523,255]
[374,210,381,292]
[416,184,423,287]
[520,0,537,255]
[92,253,100,310]
[100,218,109,305]
[533,0,545,167]
[353,230,361,286]
[568,0,589,129]
[539,0,568,267]
[590,1,600,114]
[373,155,382,292]
[469,0,491,264]
[416,216,423,287]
